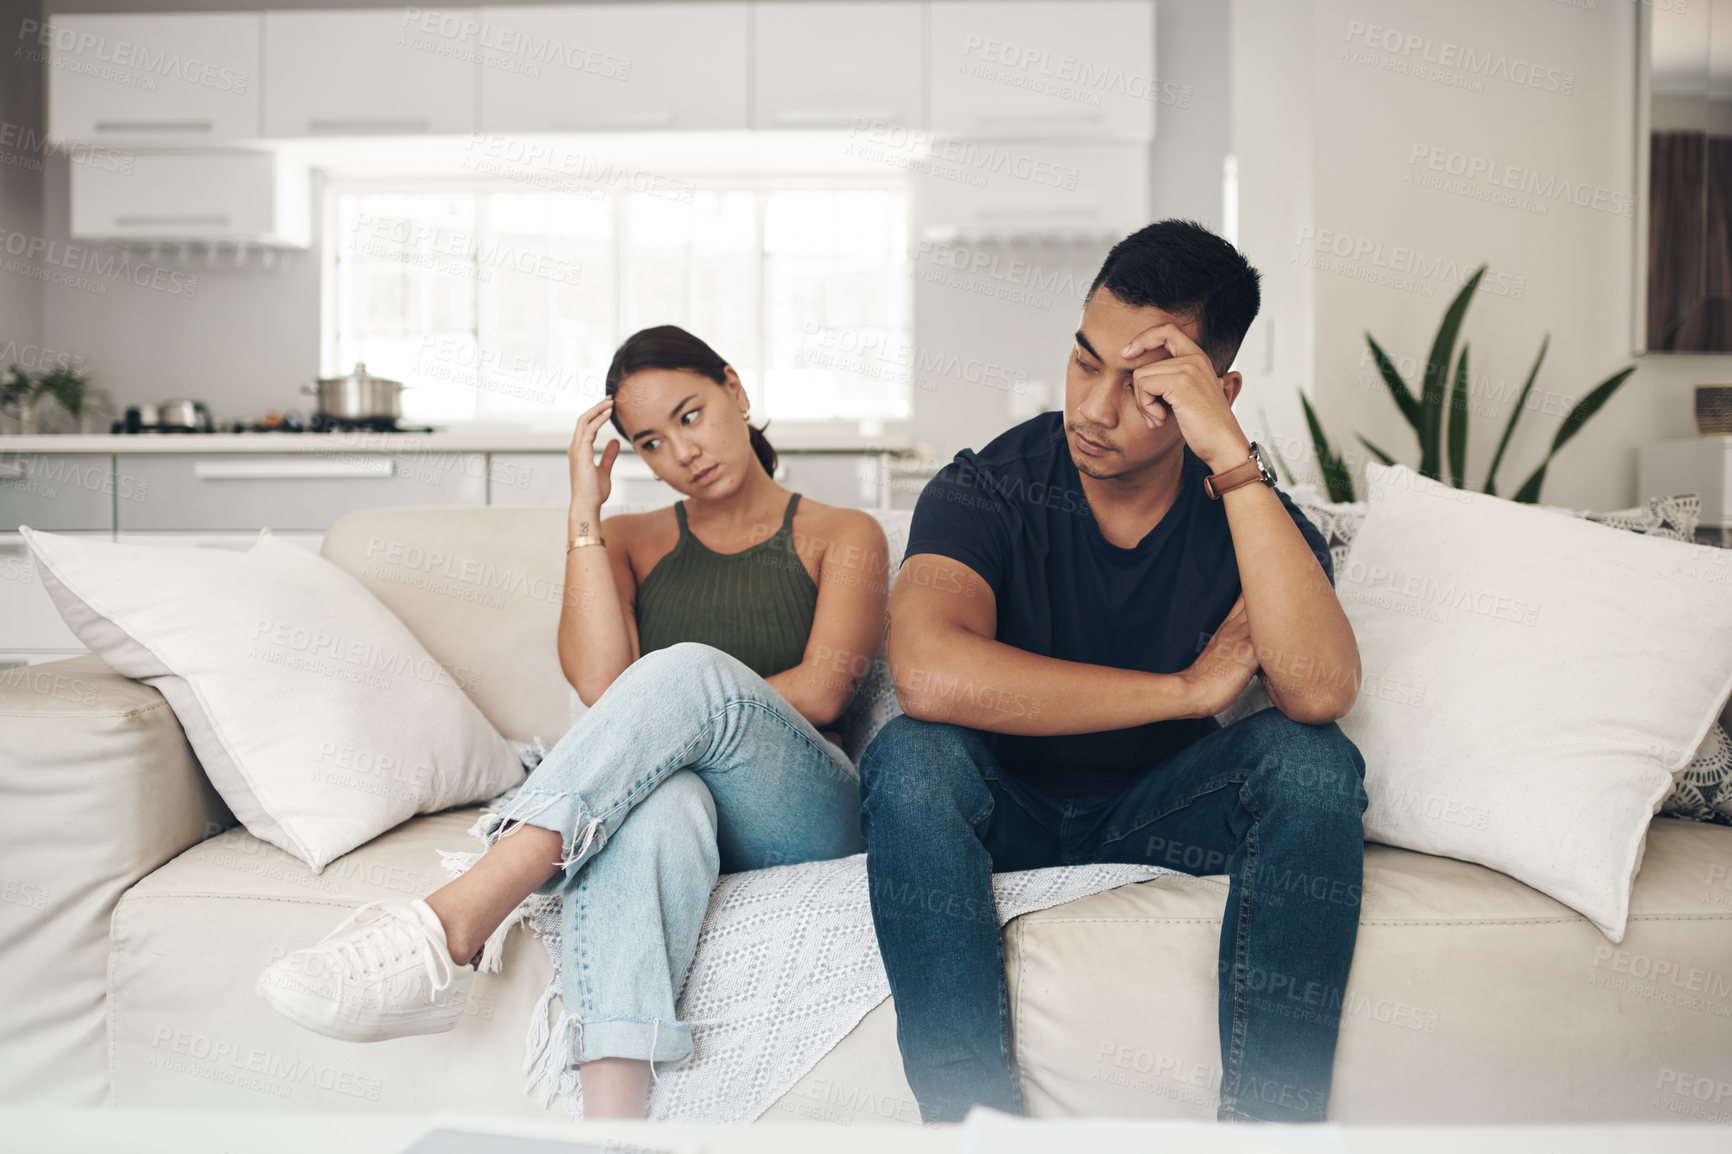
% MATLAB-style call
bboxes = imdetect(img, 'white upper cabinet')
[478,4,747,133]
[912,140,1149,240]
[263,9,478,136]
[47,13,261,143]
[70,151,310,247]
[752,2,923,129]
[929,0,1156,138]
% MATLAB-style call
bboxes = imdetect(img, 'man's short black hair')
[1088,219,1262,375]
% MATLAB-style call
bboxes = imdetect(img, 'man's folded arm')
[885,552,1201,736]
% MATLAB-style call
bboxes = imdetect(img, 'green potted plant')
[1297,265,1635,504]
[1,362,105,434]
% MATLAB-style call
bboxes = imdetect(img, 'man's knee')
[859,715,992,827]
[1233,709,1367,818]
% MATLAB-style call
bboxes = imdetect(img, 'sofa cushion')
[109,810,554,1115]
[20,527,525,873]
[108,805,1732,1121]
[1008,817,1732,1122]
[320,506,573,746]
[0,655,233,1106]
[1333,463,1732,939]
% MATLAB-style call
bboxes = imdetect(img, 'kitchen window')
[323,179,911,431]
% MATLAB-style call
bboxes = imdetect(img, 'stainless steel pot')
[301,362,406,422]
[157,398,214,432]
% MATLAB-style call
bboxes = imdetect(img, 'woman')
[258,325,889,1118]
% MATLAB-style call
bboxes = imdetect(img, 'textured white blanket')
[440,772,1171,1122]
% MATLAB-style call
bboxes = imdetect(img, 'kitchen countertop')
[0,431,913,455]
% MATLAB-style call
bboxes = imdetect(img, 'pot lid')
[316,361,402,388]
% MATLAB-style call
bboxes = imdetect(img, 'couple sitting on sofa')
[257,219,1370,1125]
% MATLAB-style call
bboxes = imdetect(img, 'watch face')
[1249,440,1277,482]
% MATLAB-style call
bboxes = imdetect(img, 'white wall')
[1237,0,1732,511]
[912,0,1232,466]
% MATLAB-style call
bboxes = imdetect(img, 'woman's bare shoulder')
[795,499,888,556]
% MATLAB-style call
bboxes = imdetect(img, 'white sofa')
[3,502,1730,1124]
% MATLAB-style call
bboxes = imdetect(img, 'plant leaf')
[1355,434,1397,466]
[1255,404,1298,485]
[1483,335,1548,498]
[1446,344,1469,489]
[1299,388,1355,503]
[1365,335,1421,431]
[1510,365,1636,503]
[1419,266,1485,481]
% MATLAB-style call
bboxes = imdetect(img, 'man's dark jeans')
[858,706,1369,1123]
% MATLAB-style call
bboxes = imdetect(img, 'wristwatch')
[1203,441,1277,499]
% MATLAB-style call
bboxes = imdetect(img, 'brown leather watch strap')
[1203,457,1265,499]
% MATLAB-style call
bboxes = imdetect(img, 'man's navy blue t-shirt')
[901,410,1334,796]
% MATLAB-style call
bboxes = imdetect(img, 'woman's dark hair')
[604,325,776,477]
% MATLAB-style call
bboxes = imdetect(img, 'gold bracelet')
[567,535,605,553]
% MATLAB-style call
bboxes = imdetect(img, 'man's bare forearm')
[888,623,1198,735]
[1219,481,1360,722]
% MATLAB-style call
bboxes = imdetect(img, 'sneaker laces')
[313,901,458,1002]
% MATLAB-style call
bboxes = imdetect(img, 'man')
[861,219,1367,1124]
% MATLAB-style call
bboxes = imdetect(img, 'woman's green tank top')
[633,491,818,678]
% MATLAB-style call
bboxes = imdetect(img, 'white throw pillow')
[1334,464,1732,940]
[20,526,524,872]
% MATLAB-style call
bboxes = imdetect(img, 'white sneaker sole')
[256,966,469,1043]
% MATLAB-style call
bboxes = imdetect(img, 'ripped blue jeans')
[476,642,863,1068]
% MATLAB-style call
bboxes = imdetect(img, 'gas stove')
[111,414,440,434]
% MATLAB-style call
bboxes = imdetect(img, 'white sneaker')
[257,899,474,1042]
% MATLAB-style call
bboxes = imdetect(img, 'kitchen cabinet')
[928,0,1156,139]
[477,4,747,133]
[0,455,118,531]
[263,8,478,137]
[0,444,891,666]
[69,150,311,247]
[46,13,261,144]
[912,140,1149,240]
[752,2,924,130]
[115,453,487,531]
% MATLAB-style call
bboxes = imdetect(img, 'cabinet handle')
[114,215,232,228]
[306,118,431,134]
[193,461,396,480]
[772,110,898,127]
[976,207,1101,221]
[975,112,1106,125]
[93,120,213,133]
[550,112,675,129]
